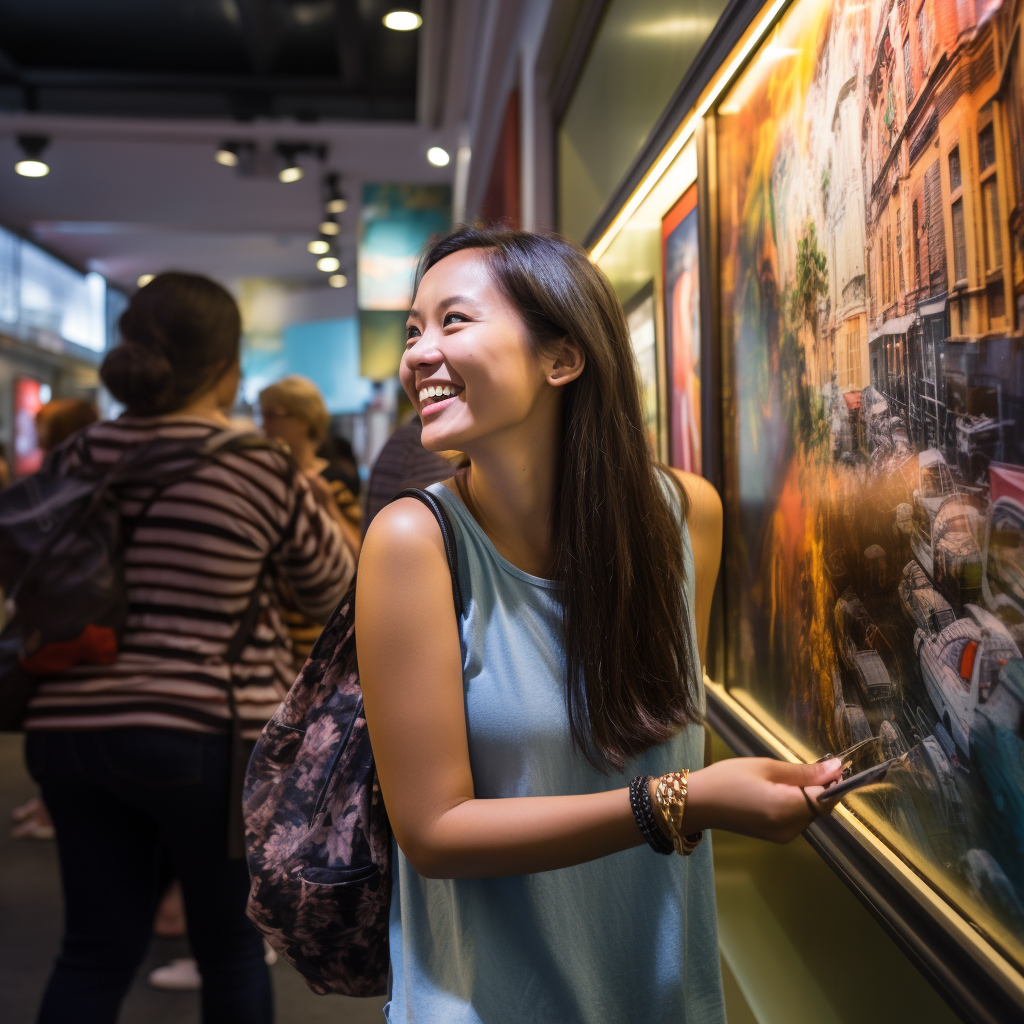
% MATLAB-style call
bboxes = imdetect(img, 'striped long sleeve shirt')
[23,415,354,739]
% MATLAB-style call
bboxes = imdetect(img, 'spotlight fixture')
[15,135,50,177]
[308,239,331,254]
[328,274,348,288]
[319,218,341,236]
[383,10,422,30]
[317,256,340,273]
[137,274,154,288]
[323,172,348,215]
[277,143,305,183]
[426,146,450,167]
[215,143,240,167]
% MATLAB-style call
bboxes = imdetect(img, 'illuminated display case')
[588,0,1024,1019]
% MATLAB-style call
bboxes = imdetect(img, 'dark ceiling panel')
[0,0,419,120]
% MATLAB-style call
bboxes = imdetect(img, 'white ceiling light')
[427,146,450,167]
[215,146,239,167]
[319,219,341,236]
[325,197,347,214]
[383,10,422,30]
[137,274,154,288]
[328,274,348,288]
[15,134,50,177]
[308,240,330,254]
[317,256,340,272]
[279,164,304,183]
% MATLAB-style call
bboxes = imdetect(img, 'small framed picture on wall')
[662,184,700,474]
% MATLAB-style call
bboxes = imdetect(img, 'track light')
[137,274,154,288]
[308,240,330,254]
[325,197,347,214]
[215,145,239,167]
[276,143,305,183]
[323,172,348,215]
[427,146,450,167]
[317,256,340,273]
[383,10,422,30]
[319,218,340,236]
[15,135,50,177]
[328,274,348,288]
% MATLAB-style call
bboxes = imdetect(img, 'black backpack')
[0,429,279,732]
[243,487,463,996]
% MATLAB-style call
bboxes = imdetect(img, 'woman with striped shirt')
[25,273,353,1024]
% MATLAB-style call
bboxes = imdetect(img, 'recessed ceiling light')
[319,219,341,236]
[215,147,239,167]
[308,239,330,254]
[137,274,154,287]
[317,256,340,272]
[383,10,422,30]
[427,146,450,167]
[279,165,304,183]
[328,274,348,288]
[15,134,50,177]
[325,197,347,214]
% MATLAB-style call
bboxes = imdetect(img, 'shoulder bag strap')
[393,487,464,617]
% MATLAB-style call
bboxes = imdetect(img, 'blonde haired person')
[259,375,361,668]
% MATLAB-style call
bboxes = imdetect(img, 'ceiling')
[0,0,482,296]
[0,0,420,121]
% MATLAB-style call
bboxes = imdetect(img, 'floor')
[0,732,386,1024]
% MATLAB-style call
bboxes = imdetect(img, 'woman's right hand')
[683,756,844,844]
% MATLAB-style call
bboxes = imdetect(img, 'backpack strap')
[393,487,463,617]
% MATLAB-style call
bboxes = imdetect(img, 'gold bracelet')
[653,770,704,856]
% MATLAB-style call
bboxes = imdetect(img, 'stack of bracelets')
[629,771,704,856]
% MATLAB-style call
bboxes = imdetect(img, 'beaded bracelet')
[629,775,674,855]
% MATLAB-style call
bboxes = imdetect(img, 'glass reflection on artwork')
[717,0,1024,960]
[664,186,702,472]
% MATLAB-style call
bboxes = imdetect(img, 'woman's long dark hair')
[417,227,701,772]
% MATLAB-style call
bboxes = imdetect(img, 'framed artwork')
[712,0,1024,1016]
[663,185,701,473]
[624,281,659,455]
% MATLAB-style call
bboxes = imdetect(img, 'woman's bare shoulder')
[665,468,723,539]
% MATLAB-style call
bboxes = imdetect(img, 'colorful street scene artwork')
[717,0,1024,960]
[663,186,702,473]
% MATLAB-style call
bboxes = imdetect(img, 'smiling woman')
[355,227,842,1024]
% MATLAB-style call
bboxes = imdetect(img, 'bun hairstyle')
[100,272,241,416]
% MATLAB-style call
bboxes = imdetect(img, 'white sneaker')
[147,957,201,991]
[147,943,277,991]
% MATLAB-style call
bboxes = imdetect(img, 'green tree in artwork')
[790,222,829,346]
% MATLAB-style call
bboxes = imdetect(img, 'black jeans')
[25,728,272,1024]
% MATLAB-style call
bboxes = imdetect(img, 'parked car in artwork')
[913,611,1021,758]
[899,560,957,634]
[834,588,898,706]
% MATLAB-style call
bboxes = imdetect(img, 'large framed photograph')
[663,185,702,473]
[710,0,1024,1017]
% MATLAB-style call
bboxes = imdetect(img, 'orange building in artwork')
[863,0,1024,470]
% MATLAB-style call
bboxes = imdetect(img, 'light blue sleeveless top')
[384,481,726,1024]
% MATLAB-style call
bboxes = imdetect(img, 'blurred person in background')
[259,375,361,670]
[317,430,361,501]
[23,272,354,1024]
[35,398,99,451]
[362,414,454,532]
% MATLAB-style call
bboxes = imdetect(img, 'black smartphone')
[816,757,897,804]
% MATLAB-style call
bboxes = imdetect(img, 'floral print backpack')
[243,488,462,996]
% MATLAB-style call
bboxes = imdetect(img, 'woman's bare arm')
[357,496,839,880]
